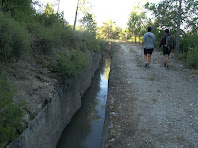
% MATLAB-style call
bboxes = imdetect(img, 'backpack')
[165,35,173,51]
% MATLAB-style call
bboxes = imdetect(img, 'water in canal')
[57,54,111,148]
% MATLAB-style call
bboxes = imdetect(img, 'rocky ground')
[102,42,198,148]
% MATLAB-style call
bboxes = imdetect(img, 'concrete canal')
[57,54,111,148]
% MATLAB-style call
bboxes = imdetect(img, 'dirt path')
[102,43,198,148]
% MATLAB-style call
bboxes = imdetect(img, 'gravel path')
[102,43,198,148]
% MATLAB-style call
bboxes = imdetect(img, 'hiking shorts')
[163,48,171,56]
[144,48,153,55]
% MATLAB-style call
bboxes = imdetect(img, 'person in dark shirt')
[159,29,175,69]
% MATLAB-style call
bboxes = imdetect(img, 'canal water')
[56,54,111,148]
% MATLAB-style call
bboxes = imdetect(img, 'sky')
[37,0,161,29]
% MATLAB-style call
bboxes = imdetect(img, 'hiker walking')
[159,29,175,69]
[143,27,155,68]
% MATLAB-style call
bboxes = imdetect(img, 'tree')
[73,0,80,30]
[112,26,122,39]
[78,0,91,14]
[97,20,119,40]
[175,0,182,55]
[44,3,55,16]
[80,12,97,36]
[73,0,91,30]
[182,0,198,31]
[145,0,198,31]
[0,0,34,21]
[56,0,60,13]
[144,0,178,30]
[128,6,147,43]
[119,28,131,41]
[145,0,198,55]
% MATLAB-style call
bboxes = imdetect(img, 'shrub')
[59,27,74,48]
[180,32,198,53]
[36,25,57,54]
[60,30,103,53]
[0,12,31,61]
[75,31,104,52]
[57,50,90,77]
[31,13,71,54]
[83,31,100,52]
[0,72,24,148]
[186,47,198,69]
[98,39,106,50]
[178,52,187,60]
[1,0,34,22]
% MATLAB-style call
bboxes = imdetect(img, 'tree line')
[97,0,198,69]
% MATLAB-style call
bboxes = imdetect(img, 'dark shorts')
[144,48,153,55]
[163,48,171,56]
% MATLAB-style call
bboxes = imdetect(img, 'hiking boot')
[166,65,169,70]
[147,64,150,68]
[164,62,167,67]
[145,62,148,67]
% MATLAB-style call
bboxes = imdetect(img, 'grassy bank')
[0,1,106,147]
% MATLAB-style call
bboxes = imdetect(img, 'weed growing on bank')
[0,72,25,148]
[57,50,90,77]
[0,12,31,61]
[186,47,198,69]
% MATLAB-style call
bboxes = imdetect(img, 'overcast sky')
[37,0,161,28]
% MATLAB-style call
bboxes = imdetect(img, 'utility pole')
[175,0,182,56]
[73,0,80,31]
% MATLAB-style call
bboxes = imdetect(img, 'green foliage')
[97,20,114,40]
[97,20,121,40]
[111,26,122,39]
[30,11,69,53]
[181,0,198,31]
[56,29,105,78]
[144,1,178,30]
[0,72,24,148]
[128,10,146,39]
[0,0,105,146]
[97,39,106,51]
[80,31,104,52]
[34,22,67,54]
[179,32,198,69]
[145,0,198,31]
[80,13,97,36]
[178,52,187,60]
[44,3,55,17]
[119,28,131,41]
[186,47,198,69]
[61,30,103,53]
[180,31,198,53]
[57,50,90,77]
[127,5,148,43]
[0,12,31,61]
[1,0,34,21]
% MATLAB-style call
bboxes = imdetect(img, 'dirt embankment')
[1,54,59,125]
[102,43,198,148]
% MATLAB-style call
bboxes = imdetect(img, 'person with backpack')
[159,29,175,69]
[143,26,155,68]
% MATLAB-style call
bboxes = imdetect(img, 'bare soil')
[102,43,198,148]
[1,53,59,126]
